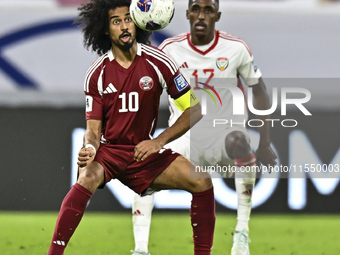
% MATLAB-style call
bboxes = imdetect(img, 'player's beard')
[115,39,135,52]
[112,33,136,52]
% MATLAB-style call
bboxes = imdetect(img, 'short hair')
[75,0,152,56]
[188,0,219,11]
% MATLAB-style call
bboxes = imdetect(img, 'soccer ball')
[130,0,175,31]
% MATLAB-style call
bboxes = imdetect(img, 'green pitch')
[1,212,340,255]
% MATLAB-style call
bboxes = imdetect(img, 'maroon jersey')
[84,43,190,145]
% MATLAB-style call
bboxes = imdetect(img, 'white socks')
[132,193,155,253]
[131,166,256,249]
[234,166,256,232]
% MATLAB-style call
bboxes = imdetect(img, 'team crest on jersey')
[139,76,154,91]
[216,57,229,71]
[174,73,188,91]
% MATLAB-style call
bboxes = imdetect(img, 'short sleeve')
[237,44,262,86]
[166,70,191,99]
[84,67,103,120]
[151,45,191,99]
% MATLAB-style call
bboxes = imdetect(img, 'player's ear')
[186,9,189,19]
[215,11,221,22]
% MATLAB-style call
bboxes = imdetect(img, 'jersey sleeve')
[160,43,171,56]
[237,44,262,86]
[156,40,191,99]
[149,47,190,99]
[84,66,103,120]
[167,70,191,99]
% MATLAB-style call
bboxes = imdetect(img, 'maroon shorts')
[94,143,180,194]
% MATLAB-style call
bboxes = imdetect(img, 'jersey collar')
[187,30,219,56]
[108,48,114,61]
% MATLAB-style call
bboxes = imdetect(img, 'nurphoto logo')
[197,82,222,106]
[200,85,312,128]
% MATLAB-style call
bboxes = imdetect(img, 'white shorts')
[165,125,250,167]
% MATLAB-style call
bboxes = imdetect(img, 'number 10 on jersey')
[119,92,139,112]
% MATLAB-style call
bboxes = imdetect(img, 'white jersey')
[159,30,261,129]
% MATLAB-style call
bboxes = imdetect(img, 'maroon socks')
[48,183,92,255]
[191,187,216,255]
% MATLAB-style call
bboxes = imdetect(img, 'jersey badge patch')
[139,76,154,91]
[174,73,188,92]
[85,95,93,112]
[252,61,258,73]
[216,57,229,71]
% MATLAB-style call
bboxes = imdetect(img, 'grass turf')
[0,212,340,255]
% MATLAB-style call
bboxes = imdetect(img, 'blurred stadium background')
[1,0,340,254]
[1,0,340,216]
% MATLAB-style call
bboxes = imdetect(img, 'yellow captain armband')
[174,88,200,112]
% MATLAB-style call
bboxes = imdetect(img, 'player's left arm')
[252,77,277,167]
[155,88,202,145]
[134,88,202,161]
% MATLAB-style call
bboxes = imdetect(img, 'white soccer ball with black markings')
[130,0,175,31]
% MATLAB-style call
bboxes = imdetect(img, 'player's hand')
[134,139,163,162]
[77,147,96,167]
[256,143,277,169]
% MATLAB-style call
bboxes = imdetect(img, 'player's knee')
[225,132,251,158]
[77,167,104,192]
[188,176,213,193]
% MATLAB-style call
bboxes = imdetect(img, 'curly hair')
[75,0,152,56]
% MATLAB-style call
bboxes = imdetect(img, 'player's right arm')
[78,59,105,167]
[78,119,102,168]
